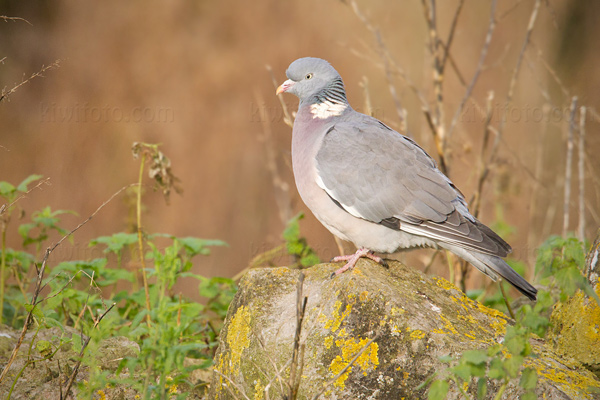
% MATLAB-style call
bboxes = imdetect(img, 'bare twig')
[585,229,600,285]
[0,177,51,217]
[61,303,116,400]
[447,0,497,140]
[310,332,380,400]
[439,0,465,73]
[499,282,515,319]
[470,91,495,217]
[563,97,577,237]
[578,106,586,242]
[359,76,373,116]
[0,185,133,384]
[135,154,152,327]
[213,369,250,400]
[288,272,307,400]
[268,65,294,128]
[0,15,32,25]
[256,89,293,226]
[0,60,61,103]
[343,0,408,131]
[421,0,449,174]
[527,104,551,264]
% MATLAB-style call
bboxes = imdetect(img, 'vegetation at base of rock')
[0,157,237,398]
[428,234,600,399]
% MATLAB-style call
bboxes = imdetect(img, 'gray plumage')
[277,57,537,301]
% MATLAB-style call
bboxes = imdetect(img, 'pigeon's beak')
[276,79,295,95]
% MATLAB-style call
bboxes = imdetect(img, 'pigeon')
[276,57,537,301]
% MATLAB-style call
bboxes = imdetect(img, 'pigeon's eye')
[305,73,313,80]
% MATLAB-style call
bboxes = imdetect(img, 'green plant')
[0,174,44,325]
[1,144,239,399]
[283,212,320,268]
[428,234,597,399]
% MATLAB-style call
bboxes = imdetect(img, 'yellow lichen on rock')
[254,381,265,400]
[549,290,600,374]
[324,300,352,332]
[433,276,461,291]
[525,356,600,400]
[227,305,252,372]
[409,329,426,340]
[330,337,379,388]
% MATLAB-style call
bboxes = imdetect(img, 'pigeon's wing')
[315,118,511,257]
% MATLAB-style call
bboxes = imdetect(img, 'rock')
[210,260,600,399]
[0,325,140,400]
[548,288,600,379]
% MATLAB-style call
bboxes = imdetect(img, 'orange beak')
[276,79,295,95]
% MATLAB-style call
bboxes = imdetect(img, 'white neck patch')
[310,101,347,119]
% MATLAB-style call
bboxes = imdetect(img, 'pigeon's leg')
[331,248,387,277]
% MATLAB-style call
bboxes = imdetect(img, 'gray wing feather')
[315,117,511,257]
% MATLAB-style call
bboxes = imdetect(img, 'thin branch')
[255,89,293,226]
[0,60,61,103]
[0,177,51,217]
[288,272,307,400]
[213,369,251,400]
[499,282,515,319]
[470,91,495,217]
[268,65,294,128]
[344,0,408,131]
[0,185,133,384]
[439,0,465,73]
[0,15,32,25]
[578,106,586,242]
[563,96,577,237]
[62,303,116,400]
[447,0,497,140]
[421,0,448,174]
[505,0,541,104]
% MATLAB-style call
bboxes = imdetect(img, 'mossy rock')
[210,260,600,399]
[548,287,600,379]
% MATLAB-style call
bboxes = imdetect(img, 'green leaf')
[428,380,449,400]
[503,355,524,378]
[16,174,43,192]
[0,181,16,197]
[554,265,584,297]
[90,232,138,254]
[521,391,537,400]
[72,332,83,353]
[24,303,44,320]
[519,368,538,390]
[462,350,488,365]
[488,357,505,380]
[450,363,472,381]
[477,377,487,400]
[282,212,304,242]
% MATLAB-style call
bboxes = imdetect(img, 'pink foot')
[331,248,387,277]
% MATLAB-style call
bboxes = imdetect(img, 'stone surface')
[210,260,600,399]
[0,325,140,400]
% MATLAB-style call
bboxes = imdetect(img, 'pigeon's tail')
[440,244,537,301]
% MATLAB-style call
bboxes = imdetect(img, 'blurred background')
[1,0,598,298]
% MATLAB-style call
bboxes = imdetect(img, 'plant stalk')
[137,154,152,327]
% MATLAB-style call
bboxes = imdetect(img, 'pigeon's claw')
[330,248,386,277]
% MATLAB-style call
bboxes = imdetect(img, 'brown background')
[1,0,598,298]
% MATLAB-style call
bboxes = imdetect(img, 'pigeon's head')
[276,57,345,102]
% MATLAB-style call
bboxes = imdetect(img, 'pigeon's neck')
[301,76,351,120]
